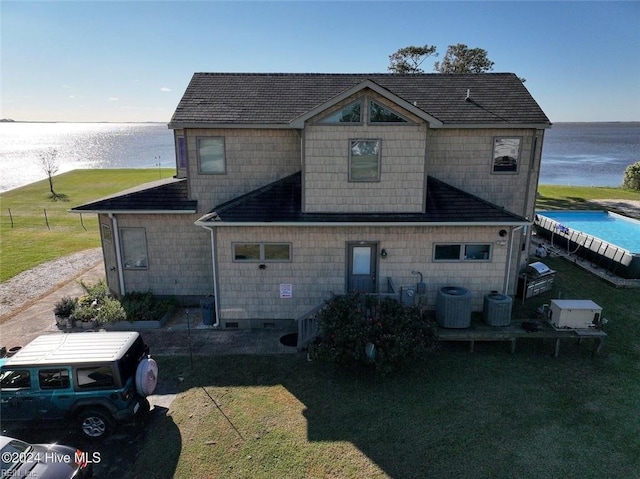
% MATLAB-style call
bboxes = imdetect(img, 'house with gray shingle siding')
[72,72,550,329]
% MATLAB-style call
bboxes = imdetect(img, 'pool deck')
[531,235,640,288]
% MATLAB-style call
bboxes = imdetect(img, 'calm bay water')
[0,122,174,192]
[0,121,638,193]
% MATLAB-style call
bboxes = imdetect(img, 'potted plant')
[70,303,99,329]
[54,296,76,329]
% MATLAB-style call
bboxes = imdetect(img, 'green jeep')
[0,331,158,439]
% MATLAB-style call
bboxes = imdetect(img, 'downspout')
[109,213,126,297]
[204,225,221,328]
[504,225,525,295]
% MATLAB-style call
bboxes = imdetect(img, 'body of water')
[539,122,640,187]
[0,122,174,192]
[0,121,638,193]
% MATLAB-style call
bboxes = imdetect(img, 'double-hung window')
[198,137,226,174]
[349,139,381,182]
[120,228,148,269]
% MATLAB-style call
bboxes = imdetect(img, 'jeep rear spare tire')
[78,408,113,439]
[135,357,158,397]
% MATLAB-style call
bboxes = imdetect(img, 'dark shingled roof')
[170,72,550,127]
[205,172,526,224]
[70,178,197,213]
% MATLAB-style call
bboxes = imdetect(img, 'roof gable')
[170,72,550,129]
[289,79,442,128]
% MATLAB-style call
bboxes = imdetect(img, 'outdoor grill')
[517,261,557,299]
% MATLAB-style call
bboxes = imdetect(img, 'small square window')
[434,244,461,261]
[264,244,291,261]
[464,244,491,260]
[198,137,226,174]
[350,139,380,182]
[234,244,261,261]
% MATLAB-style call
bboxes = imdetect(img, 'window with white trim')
[492,137,521,173]
[434,243,492,261]
[233,243,291,262]
[349,139,381,182]
[198,137,226,174]
[120,228,148,269]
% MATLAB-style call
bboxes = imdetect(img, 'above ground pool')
[535,210,640,279]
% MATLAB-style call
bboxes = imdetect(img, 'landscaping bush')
[120,291,177,322]
[77,279,110,306]
[309,292,438,375]
[622,161,640,191]
[53,296,77,317]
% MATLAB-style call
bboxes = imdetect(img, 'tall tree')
[39,148,60,198]
[434,44,494,74]
[388,45,437,74]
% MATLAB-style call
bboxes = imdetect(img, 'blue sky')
[1,1,638,122]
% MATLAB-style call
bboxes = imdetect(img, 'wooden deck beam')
[437,320,606,357]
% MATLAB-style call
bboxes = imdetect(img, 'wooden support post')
[44,209,50,230]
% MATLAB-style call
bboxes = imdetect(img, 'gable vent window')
[369,101,408,123]
[319,101,362,124]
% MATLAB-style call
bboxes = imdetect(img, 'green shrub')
[77,279,110,306]
[70,303,98,323]
[309,292,438,375]
[622,161,640,191]
[96,297,127,323]
[53,296,77,317]
[120,291,177,322]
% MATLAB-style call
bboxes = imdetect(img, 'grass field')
[136,255,640,479]
[0,168,173,281]
[3,172,640,477]
[537,184,640,212]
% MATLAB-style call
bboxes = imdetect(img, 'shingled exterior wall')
[427,128,543,219]
[303,93,428,214]
[185,128,301,214]
[116,214,212,297]
[214,225,510,325]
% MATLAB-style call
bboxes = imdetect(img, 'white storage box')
[548,299,602,329]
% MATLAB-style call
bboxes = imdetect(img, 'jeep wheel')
[78,408,113,439]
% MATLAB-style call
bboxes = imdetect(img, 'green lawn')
[0,168,173,281]
[3,173,640,477]
[136,255,640,479]
[537,185,640,212]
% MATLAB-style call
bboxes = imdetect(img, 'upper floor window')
[176,136,187,169]
[319,101,362,124]
[492,137,521,173]
[349,139,381,182]
[369,101,409,123]
[198,137,226,174]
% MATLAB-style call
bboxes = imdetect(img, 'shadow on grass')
[49,192,69,202]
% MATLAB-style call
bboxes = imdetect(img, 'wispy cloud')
[108,97,119,102]
[160,87,171,92]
